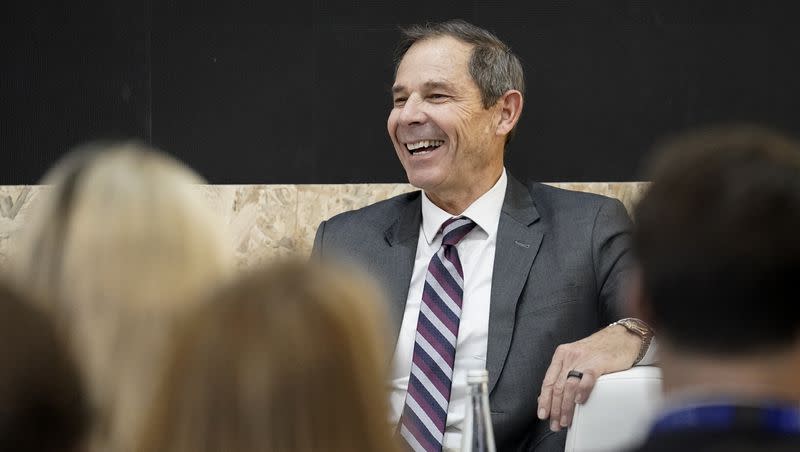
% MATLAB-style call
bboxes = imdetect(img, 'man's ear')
[495,90,523,137]
[627,266,655,326]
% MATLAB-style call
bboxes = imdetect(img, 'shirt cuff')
[635,336,659,366]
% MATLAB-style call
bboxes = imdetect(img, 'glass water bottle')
[461,369,496,452]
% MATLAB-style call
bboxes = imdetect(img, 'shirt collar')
[421,169,507,245]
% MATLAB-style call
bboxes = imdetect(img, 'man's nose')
[397,97,427,125]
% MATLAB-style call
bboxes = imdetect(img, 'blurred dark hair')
[634,124,800,355]
[0,282,88,451]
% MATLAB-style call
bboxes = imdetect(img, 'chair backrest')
[565,366,663,452]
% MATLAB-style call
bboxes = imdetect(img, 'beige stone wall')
[0,182,647,268]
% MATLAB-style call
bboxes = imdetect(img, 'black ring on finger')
[567,370,584,380]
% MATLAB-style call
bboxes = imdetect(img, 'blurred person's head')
[0,281,88,452]
[632,125,800,398]
[12,142,233,451]
[137,260,398,452]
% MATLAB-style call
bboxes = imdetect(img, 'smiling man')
[314,20,653,452]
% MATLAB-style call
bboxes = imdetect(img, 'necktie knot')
[440,216,476,246]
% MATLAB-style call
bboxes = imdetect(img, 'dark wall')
[3,1,799,184]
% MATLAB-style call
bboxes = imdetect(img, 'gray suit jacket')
[313,175,633,451]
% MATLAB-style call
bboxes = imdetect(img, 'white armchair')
[564,366,663,452]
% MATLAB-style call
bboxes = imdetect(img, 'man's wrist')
[608,318,654,366]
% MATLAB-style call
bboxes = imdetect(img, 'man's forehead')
[393,37,473,90]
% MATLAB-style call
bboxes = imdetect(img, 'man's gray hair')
[394,19,526,109]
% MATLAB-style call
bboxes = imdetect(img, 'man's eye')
[429,94,449,101]
[393,98,407,107]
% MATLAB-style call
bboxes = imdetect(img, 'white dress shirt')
[389,170,508,450]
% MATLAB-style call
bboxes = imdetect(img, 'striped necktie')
[399,216,477,452]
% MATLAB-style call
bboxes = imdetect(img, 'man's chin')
[405,173,442,192]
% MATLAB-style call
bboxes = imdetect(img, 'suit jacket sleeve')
[592,197,634,324]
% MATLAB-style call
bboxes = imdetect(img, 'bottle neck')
[463,379,496,452]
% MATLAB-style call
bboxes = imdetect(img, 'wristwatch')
[609,318,654,366]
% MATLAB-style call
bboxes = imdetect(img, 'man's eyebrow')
[391,80,456,96]
[422,80,455,91]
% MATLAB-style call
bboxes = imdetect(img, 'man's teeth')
[406,140,444,151]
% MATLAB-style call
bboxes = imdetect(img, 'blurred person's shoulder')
[628,430,800,452]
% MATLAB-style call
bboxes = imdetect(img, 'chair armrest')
[564,366,663,452]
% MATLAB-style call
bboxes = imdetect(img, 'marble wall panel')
[198,185,299,268]
[0,186,40,266]
[0,182,648,268]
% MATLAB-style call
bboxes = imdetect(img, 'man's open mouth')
[405,139,444,155]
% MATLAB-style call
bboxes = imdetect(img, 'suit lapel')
[487,176,543,394]
[382,193,422,350]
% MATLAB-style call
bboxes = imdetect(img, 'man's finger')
[574,371,598,405]
[548,372,568,431]
[537,352,564,420]
[559,373,582,427]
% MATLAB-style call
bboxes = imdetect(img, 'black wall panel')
[2,0,150,184]
[3,1,799,184]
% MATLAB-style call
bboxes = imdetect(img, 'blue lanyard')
[652,403,800,435]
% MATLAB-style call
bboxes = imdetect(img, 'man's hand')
[536,324,641,432]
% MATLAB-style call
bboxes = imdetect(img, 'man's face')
[388,36,505,202]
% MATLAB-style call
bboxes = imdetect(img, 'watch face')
[621,319,648,337]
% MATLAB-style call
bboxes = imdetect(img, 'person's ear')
[495,90,523,137]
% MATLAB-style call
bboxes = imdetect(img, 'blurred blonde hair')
[12,142,233,452]
[137,259,399,452]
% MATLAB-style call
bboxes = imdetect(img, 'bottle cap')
[466,369,489,385]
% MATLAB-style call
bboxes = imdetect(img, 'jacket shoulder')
[322,190,421,232]
[527,183,630,229]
